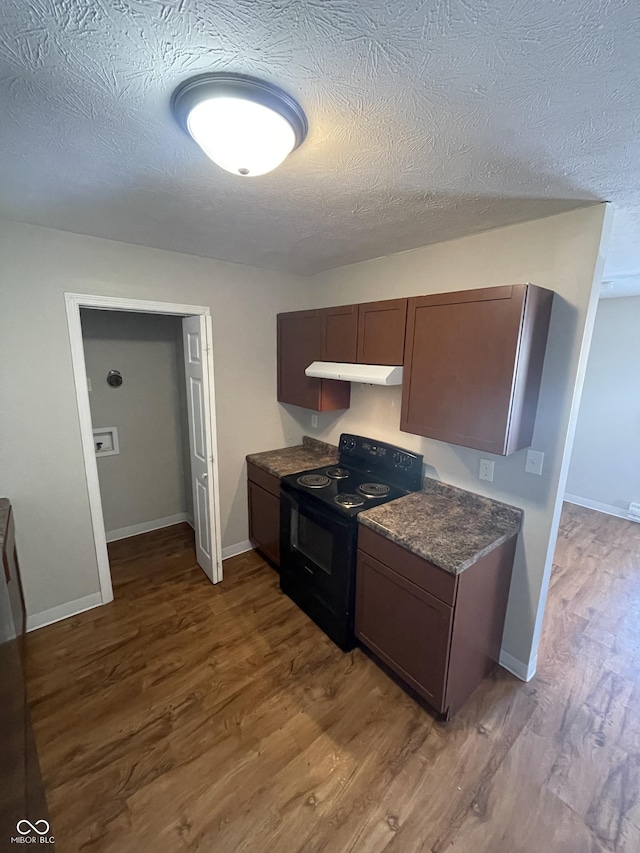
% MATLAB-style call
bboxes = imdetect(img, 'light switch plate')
[311,415,318,429]
[525,449,544,475]
[479,459,494,482]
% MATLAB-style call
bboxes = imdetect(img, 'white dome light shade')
[187,97,296,177]
[171,74,308,178]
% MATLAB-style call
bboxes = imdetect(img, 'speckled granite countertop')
[0,498,10,549]
[359,479,522,575]
[246,436,339,478]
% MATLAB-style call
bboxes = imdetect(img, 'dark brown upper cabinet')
[319,298,407,366]
[277,310,350,411]
[400,284,553,455]
[357,298,407,365]
[321,304,358,362]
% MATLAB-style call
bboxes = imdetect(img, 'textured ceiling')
[1,0,639,279]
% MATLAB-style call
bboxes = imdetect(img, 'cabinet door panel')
[400,286,525,454]
[357,299,407,365]
[355,550,452,710]
[248,481,280,567]
[277,310,322,410]
[277,310,351,411]
[321,305,358,362]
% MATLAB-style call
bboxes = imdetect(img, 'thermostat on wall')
[93,427,119,457]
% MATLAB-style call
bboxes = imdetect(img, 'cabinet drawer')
[358,525,457,606]
[355,550,452,711]
[247,461,281,498]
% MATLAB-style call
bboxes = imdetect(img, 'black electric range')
[279,434,423,650]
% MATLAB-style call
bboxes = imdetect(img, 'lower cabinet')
[356,550,452,710]
[355,525,517,718]
[247,462,280,567]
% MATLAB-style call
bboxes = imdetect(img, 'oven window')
[291,507,333,575]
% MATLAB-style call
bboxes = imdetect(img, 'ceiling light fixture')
[171,73,308,177]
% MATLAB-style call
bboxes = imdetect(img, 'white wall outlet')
[525,449,544,475]
[479,459,494,482]
[311,414,318,429]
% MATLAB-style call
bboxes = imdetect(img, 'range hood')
[305,361,403,386]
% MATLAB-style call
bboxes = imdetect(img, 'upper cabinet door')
[357,298,407,365]
[277,310,351,411]
[321,305,358,362]
[400,285,553,455]
[277,310,323,410]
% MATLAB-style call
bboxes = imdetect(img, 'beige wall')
[566,295,640,517]
[81,309,188,535]
[0,219,309,620]
[304,205,612,674]
[0,207,612,670]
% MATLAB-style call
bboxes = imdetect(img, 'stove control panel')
[393,450,414,470]
[341,435,357,452]
[338,434,424,490]
[361,440,386,457]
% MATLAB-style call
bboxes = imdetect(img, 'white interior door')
[183,315,220,583]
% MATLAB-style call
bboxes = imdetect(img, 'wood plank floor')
[25,504,640,852]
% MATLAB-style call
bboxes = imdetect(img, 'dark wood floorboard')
[25,506,640,852]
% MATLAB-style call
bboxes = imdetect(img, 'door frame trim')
[64,293,223,606]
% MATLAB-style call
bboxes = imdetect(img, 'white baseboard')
[105,513,191,542]
[26,592,104,633]
[222,539,253,560]
[499,650,537,682]
[564,494,639,523]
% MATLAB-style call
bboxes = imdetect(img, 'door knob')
[202,472,208,480]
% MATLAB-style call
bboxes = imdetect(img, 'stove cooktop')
[281,434,424,518]
[281,463,410,518]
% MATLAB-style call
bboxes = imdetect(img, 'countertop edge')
[358,514,521,576]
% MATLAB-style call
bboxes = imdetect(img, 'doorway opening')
[65,294,222,607]
[564,293,640,523]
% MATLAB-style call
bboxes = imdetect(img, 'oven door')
[279,484,357,649]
